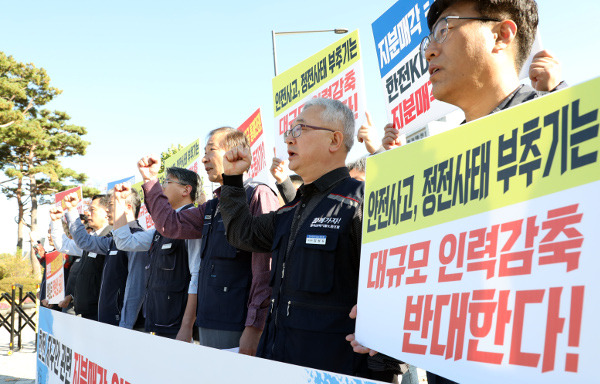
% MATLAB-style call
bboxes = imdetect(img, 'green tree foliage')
[0,52,91,278]
[159,144,184,174]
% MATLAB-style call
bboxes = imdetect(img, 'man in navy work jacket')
[216,98,396,381]
[137,127,279,355]
[112,167,202,340]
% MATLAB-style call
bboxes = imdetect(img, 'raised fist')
[138,154,161,182]
[49,206,64,222]
[114,183,132,202]
[223,145,251,176]
[63,192,80,211]
[529,50,562,92]
[382,123,401,151]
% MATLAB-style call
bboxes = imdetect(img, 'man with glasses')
[112,167,202,339]
[212,98,396,381]
[136,128,279,355]
[421,0,560,123]
[351,1,555,383]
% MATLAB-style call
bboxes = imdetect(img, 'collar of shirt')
[461,84,538,125]
[298,167,350,198]
[94,225,108,236]
[492,84,526,113]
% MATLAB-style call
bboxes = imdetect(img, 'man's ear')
[182,184,192,198]
[329,131,345,153]
[492,19,517,53]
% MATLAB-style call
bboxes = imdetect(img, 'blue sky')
[0,0,597,252]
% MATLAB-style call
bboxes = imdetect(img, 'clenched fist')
[529,50,562,92]
[114,183,132,202]
[223,146,251,176]
[382,123,401,151]
[138,155,161,182]
[49,206,64,222]
[63,192,80,211]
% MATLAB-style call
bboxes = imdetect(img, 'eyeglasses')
[420,16,502,58]
[162,179,188,188]
[283,123,336,139]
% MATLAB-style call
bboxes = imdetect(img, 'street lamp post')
[271,28,349,77]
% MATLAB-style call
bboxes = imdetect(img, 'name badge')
[306,235,326,245]
[88,252,97,258]
[161,243,172,250]
[109,250,118,255]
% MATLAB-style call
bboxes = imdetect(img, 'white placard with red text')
[37,308,388,384]
[272,29,366,159]
[356,78,600,383]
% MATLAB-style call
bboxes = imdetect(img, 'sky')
[0,0,597,253]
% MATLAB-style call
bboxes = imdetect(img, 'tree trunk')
[29,175,42,279]
[15,175,24,250]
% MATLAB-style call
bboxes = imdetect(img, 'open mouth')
[429,67,441,76]
[288,150,297,159]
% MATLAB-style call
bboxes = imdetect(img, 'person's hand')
[238,326,262,356]
[529,50,562,92]
[41,299,50,308]
[63,192,80,211]
[58,295,72,309]
[223,145,251,176]
[357,112,379,154]
[270,147,288,184]
[175,325,193,343]
[114,183,132,202]
[137,155,161,182]
[382,123,401,151]
[49,206,64,222]
[345,304,379,356]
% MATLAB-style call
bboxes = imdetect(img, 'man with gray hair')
[217,98,395,381]
[135,128,279,354]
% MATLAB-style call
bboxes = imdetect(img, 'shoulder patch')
[327,193,360,208]
[277,201,300,214]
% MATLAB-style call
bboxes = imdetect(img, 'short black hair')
[91,194,110,210]
[166,167,201,203]
[427,0,538,71]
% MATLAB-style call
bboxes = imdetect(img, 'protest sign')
[44,251,66,304]
[355,78,600,383]
[107,176,135,193]
[372,1,543,143]
[37,307,387,384]
[272,29,367,158]
[131,181,155,230]
[238,108,269,184]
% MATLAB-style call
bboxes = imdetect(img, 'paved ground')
[0,318,36,384]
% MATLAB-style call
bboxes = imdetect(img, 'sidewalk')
[0,324,36,384]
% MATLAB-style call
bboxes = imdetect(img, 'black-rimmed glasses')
[420,16,502,58]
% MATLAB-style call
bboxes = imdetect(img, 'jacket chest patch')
[310,216,342,230]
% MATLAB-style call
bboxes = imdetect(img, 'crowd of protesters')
[34,1,566,383]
